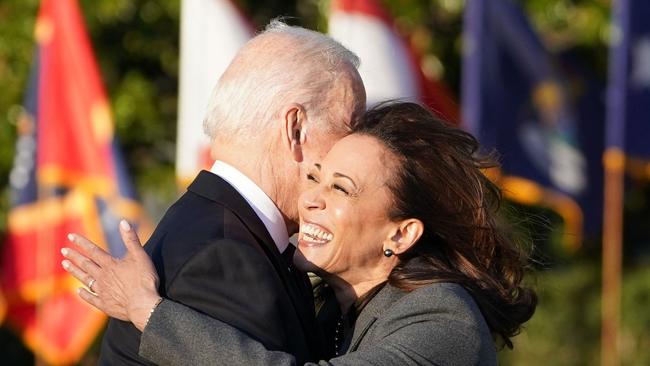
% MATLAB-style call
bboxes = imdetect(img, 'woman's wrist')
[132,292,164,332]
[143,297,164,329]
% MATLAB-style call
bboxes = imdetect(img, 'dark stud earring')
[383,249,394,257]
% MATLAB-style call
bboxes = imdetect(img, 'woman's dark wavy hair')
[354,101,537,348]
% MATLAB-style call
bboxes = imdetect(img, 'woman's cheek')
[331,199,354,221]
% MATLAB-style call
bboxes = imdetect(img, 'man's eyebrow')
[333,172,358,190]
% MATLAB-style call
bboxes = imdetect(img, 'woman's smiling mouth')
[300,222,333,245]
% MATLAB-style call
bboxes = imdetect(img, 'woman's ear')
[283,104,307,163]
[386,219,424,255]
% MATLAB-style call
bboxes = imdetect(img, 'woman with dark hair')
[62,102,536,365]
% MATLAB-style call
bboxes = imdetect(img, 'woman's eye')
[333,184,349,195]
[306,173,318,182]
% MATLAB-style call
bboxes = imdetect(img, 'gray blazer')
[139,282,497,366]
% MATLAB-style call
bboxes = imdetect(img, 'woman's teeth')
[302,223,333,242]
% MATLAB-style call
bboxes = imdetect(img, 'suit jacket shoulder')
[347,283,497,365]
[99,171,319,365]
[146,178,281,297]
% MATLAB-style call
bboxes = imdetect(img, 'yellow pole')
[601,148,625,366]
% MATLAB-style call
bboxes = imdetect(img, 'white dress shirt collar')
[210,160,290,253]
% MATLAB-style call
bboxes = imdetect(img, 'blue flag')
[607,0,650,167]
[461,0,603,249]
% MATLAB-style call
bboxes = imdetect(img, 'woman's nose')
[301,187,325,210]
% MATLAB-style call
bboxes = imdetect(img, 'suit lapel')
[188,171,278,251]
[187,171,321,354]
[348,285,406,352]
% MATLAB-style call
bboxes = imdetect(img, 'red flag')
[1,0,148,363]
[328,0,459,122]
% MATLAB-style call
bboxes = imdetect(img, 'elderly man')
[96,21,365,365]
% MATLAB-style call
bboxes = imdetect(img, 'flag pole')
[601,0,631,363]
[601,148,624,366]
[34,174,50,366]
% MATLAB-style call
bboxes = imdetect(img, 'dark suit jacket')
[98,171,321,365]
[139,282,497,366]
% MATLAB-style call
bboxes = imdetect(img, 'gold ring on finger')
[88,278,96,293]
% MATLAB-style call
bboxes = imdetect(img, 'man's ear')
[283,103,307,163]
[385,219,424,255]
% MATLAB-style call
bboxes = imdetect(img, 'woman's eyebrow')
[333,172,358,190]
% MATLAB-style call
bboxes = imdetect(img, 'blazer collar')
[348,284,407,351]
[187,170,279,254]
[210,161,290,253]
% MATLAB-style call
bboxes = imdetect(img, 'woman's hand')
[61,220,161,331]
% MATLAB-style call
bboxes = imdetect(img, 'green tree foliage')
[500,262,650,366]
[0,0,39,237]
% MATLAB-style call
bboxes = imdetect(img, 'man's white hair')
[203,20,360,141]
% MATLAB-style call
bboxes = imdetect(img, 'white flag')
[328,0,457,120]
[176,0,253,187]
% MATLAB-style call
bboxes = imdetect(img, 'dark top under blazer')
[98,171,321,365]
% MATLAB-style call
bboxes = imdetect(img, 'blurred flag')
[0,0,148,364]
[461,0,600,250]
[176,0,253,188]
[328,0,458,122]
[607,0,650,169]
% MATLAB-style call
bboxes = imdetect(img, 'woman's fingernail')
[67,233,75,242]
[61,248,69,256]
[120,219,131,232]
[61,259,70,269]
